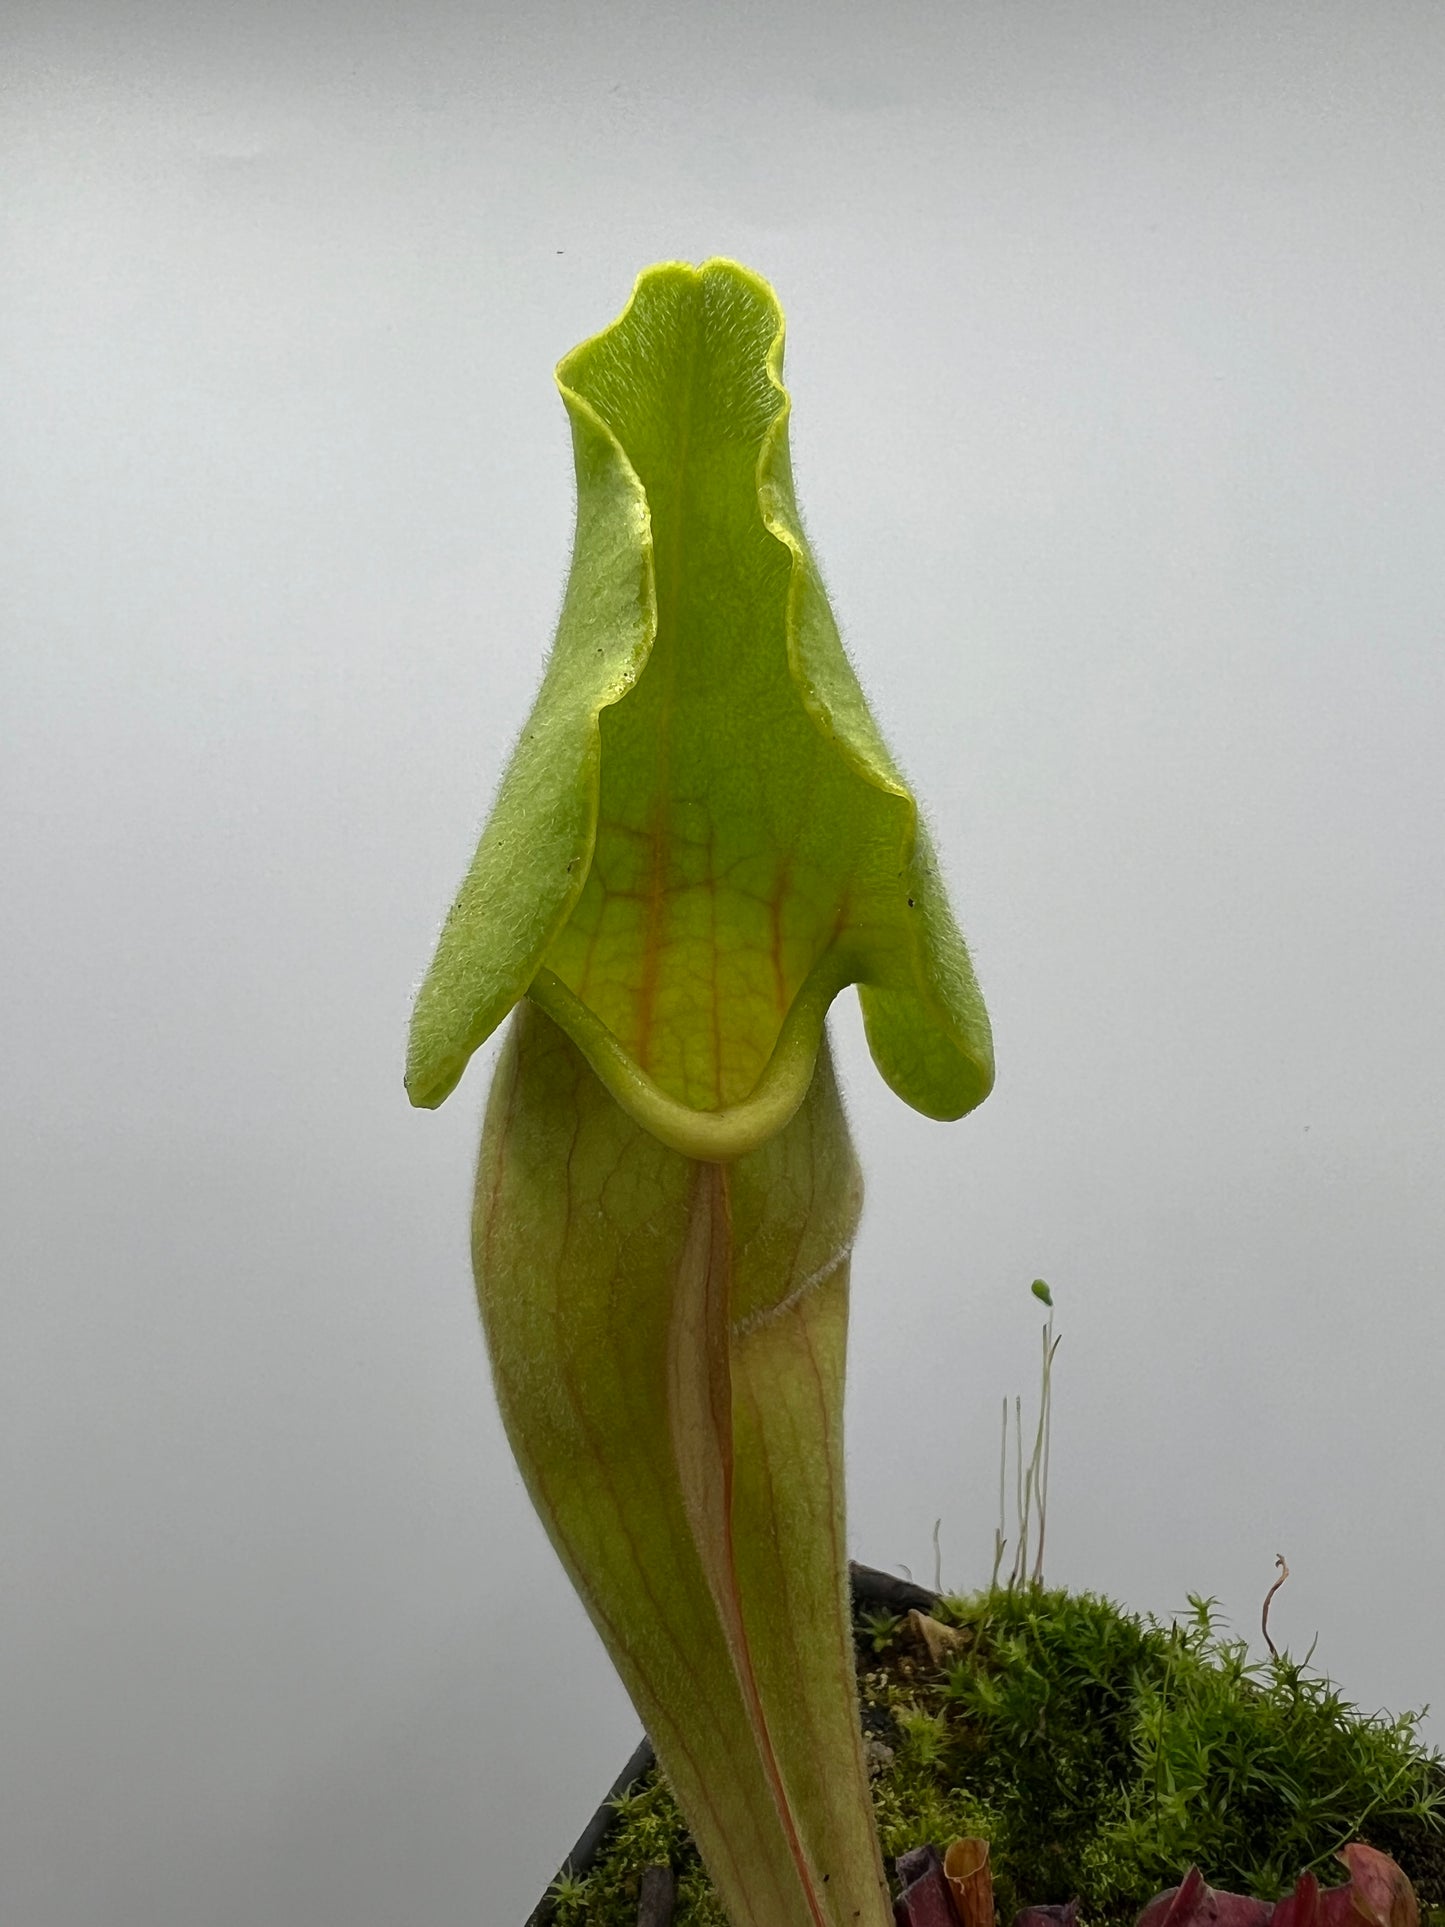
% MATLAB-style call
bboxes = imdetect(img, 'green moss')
[548,1585,1445,1925]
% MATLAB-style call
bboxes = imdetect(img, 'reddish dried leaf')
[1322,1845,1419,1927]
[1137,1868,1273,1927]
[1135,1844,1418,1927]
[1272,1871,1322,1927]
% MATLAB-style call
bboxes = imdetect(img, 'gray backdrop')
[5,4,1443,1924]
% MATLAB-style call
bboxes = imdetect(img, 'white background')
[5,4,1443,1923]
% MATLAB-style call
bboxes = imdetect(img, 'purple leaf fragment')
[1015,1903,1081,1927]
[895,1844,964,1927]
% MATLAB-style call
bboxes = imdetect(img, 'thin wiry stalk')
[1011,1394,1027,1589]
[990,1396,1008,1592]
[1032,1325,1055,1580]
[1031,1319,1060,1586]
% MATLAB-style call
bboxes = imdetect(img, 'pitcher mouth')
[527,944,853,1161]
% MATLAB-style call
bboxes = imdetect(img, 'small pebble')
[637,1861,676,1927]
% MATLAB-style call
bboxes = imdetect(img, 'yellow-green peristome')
[406,257,993,1156]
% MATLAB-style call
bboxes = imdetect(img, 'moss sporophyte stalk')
[406,259,994,1927]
